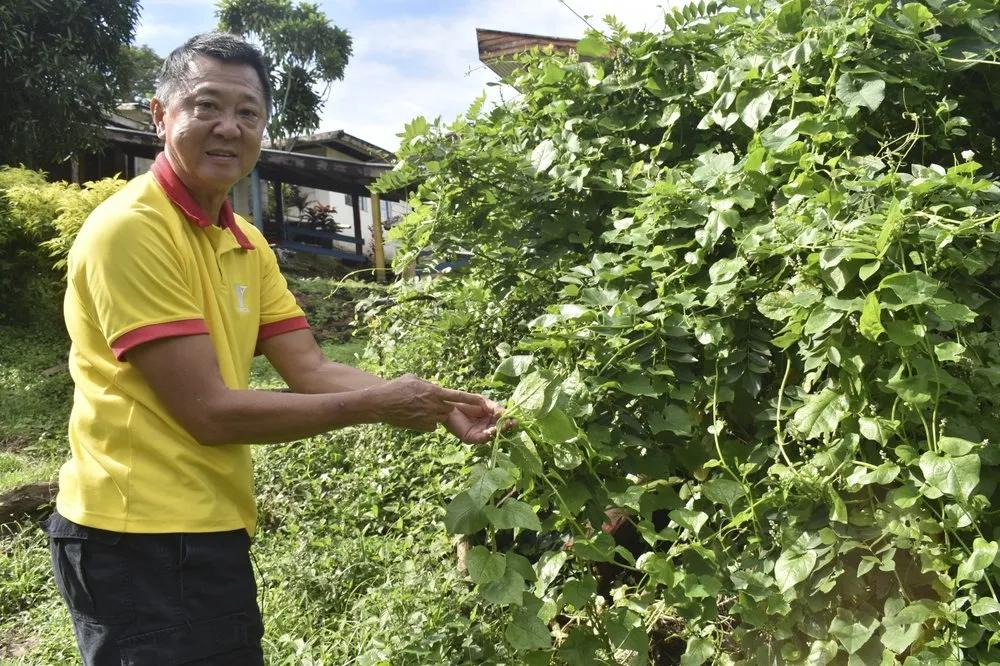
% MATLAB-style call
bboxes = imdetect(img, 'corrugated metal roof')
[476,28,579,79]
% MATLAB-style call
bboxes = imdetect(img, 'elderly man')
[43,32,503,665]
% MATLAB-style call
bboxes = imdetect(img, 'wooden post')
[351,194,364,258]
[370,191,386,283]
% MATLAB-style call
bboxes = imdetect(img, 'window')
[345,193,352,206]
[360,197,368,212]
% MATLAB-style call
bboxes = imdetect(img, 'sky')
[136,1,679,152]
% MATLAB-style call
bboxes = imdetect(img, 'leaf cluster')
[0,168,126,322]
[216,0,353,142]
[370,0,1000,663]
[0,0,141,167]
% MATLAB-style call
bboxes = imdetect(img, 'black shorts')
[42,511,264,666]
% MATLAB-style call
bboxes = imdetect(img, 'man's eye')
[240,109,259,119]
[196,101,217,110]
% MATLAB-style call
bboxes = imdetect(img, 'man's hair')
[156,32,272,117]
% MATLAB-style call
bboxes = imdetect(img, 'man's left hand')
[445,398,511,444]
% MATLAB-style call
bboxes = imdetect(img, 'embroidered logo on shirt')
[234,284,250,313]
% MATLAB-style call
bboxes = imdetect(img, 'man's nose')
[213,112,241,139]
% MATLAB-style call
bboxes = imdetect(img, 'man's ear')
[151,98,167,139]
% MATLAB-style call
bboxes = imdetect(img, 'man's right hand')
[368,374,489,433]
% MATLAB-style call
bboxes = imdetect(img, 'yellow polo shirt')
[56,153,308,535]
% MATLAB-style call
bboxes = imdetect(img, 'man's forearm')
[286,361,386,394]
[196,385,380,446]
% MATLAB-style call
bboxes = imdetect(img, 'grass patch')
[0,276,504,663]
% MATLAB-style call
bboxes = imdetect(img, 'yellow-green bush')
[0,167,125,322]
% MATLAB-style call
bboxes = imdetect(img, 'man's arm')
[258,328,383,393]
[128,332,486,446]
[258,329,508,444]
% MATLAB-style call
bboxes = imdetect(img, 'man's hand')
[368,374,489,433]
[444,397,510,445]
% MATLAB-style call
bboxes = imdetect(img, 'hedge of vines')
[370,1,1000,663]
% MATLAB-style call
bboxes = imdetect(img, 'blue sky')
[136,1,675,151]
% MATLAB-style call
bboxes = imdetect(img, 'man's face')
[152,56,267,199]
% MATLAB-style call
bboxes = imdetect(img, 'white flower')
[961,149,975,161]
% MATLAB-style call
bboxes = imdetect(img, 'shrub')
[373,1,1000,663]
[0,169,125,323]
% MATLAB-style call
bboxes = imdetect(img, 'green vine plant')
[371,0,1000,663]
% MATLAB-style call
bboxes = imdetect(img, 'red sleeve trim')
[111,319,209,361]
[257,316,310,344]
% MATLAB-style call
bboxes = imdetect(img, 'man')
[44,32,504,665]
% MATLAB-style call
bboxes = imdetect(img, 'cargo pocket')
[44,513,134,624]
[116,611,260,666]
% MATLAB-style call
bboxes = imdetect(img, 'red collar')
[150,152,254,250]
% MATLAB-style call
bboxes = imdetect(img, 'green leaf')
[836,75,886,111]
[859,292,884,340]
[481,568,525,606]
[934,341,965,362]
[829,609,880,654]
[669,508,709,536]
[494,355,534,380]
[536,408,577,443]
[775,547,818,592]
[858,416,891,444]
[957,538,998,583]
[648,404,692,436]
[885,320,925,346]
[505,607,552,650]
[881,622,922,654]
[793,389,850,439]
[444,492,488,534]
[533,550,568,596]
[530,140,557,174]
[575,33,611,58]
[879,271,939,307]
[804,308,843,336]
[485,500,542,531]
[702,478,745,509]
[466,546,506,585]
[971,598,1000,617]
[468,466,516,505]
[619,371,658,397]
[899,2,939,32]
[805,639,838,666]
[511,372,552,417]
[918,451,980,499]
[559,575,597,610]
[776,0,809,33]
[574,533,616,562]
[680,636,714,666]
[739,89,776,130]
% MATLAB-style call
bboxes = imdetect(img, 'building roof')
[266,130,395,163]
[476,28,579,79]
[101,125,407,201]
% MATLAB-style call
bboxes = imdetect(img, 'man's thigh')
[43,512,264,666]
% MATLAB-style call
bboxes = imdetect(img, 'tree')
[118,45,164,104]
[0,0,141,168]
[216,0,352,146]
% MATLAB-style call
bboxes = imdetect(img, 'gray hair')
[155,32,272,118]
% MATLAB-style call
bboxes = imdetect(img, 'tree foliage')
[0,0,141,167]
[118,45,164,104]
[372,0,1000,662]
[0,168,125,322]
[216,0,352,144]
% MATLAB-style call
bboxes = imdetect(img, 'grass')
[0,276,505,665]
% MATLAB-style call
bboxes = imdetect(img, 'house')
[69,103,407,274]
[262,130,410,262]
[476,28,580,79]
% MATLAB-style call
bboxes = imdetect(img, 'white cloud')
[319,0,683,151]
